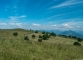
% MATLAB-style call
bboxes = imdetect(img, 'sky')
[0,0,83,31]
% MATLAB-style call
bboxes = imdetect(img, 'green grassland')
[0,29,83,60]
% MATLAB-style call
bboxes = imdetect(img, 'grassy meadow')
[0,29,83,60]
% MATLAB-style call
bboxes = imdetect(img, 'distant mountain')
[60,30,83,38]
[75,30,83,36]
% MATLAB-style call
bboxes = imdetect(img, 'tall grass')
[0,39,83,60]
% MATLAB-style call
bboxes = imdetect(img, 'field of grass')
[0,29,83,60]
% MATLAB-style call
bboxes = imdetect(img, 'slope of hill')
[0,29,83,60]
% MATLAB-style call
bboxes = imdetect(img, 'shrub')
[39,35,42,38]
[42,34,49,40]
[38,39,42,42]
[35,30,38,33]
[50,32,56,37]
[72,36,77,39]
[63,35,67,38]
[73,42,81,46]
[24,36,29,40]
[46,32,50,35]
[42,31,45,34]
[68,35,72,38]
[32,34,36,39]
[13,32,18,36]
[77,38,82,42]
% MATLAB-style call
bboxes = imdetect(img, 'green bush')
[39,35,42,38]
[24,36,29,40]
[42,34,49,40]
[42,31,45,34]
[35,30,38,33]
[50,32,56,37]
[32,34,36,39]
[46,32,50,35]
[13,32,18,36]
[38,39,42,42]
[77,38,82,42]
[73,42,81,46]
[68,35,72,38]
[72,36,77,39]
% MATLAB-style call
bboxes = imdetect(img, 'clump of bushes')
[32,34,36,39]
[13,32,18,36]
[50,32,56,37]
[38,39,42,42]
[42,34,50,40]
[73,42,81,46]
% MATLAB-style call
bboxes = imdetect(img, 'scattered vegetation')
[42,34,50,40]
[13,32,18,36]
[50,32,56,37]
[32,34,36,39]
[77,38,83,42]
[73,42,81,46]
[38,39,42,42]
[42,31,45,34]
[72,36,77,39]
[35,30,38,33]
[39,35,42,38]
[24,36,29,40]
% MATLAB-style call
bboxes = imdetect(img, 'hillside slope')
[0,29,83,60]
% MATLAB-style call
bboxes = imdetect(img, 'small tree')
[35,30,38,33]
[46,32,49,34]
[32,34,36,39]
[38,39,42,42]
[39,35,42,38]
[13,32,18,36]
[42,31,45,34]
[72,36,77,39]
[73,42,81,46]
[50,32,56,37]
[42,34,49,40]
[68,35,72,38]
[24,36,29,40]
[77,38,82,42]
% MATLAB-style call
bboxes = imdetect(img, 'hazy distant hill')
[60,30,83,38]
[75,30,83,36]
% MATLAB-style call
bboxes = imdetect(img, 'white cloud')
[50,25,57,26]
[62,23,72,28]
[9,23,23,28]
[32,23,41,26]
[0,23,7,25]
[50,0,83,8]
[9,15,27,19]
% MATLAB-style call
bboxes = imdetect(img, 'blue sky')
[0,0,83,30]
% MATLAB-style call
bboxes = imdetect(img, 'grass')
[0,29,83,60]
